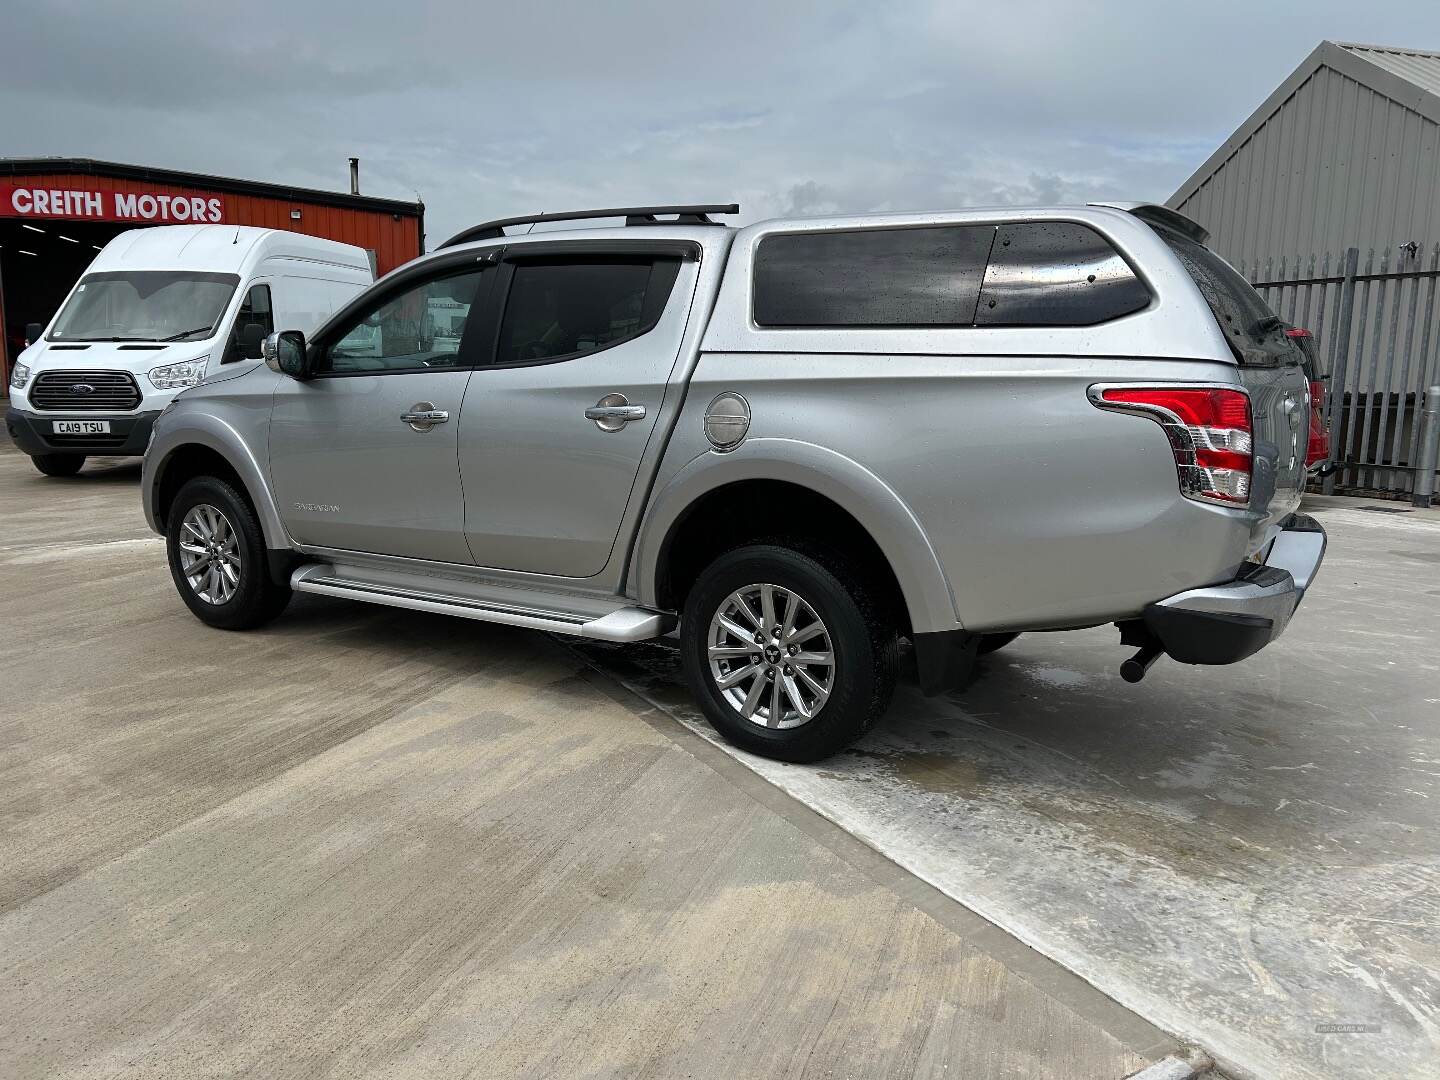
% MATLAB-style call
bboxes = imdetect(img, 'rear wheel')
[681,543,898,762]
[166,476,290,630]
[30,453,85,477]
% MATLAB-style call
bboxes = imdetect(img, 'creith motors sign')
[0,184,225,224]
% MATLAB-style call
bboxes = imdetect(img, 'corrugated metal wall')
[1172,65,1440,268]
[4,171,422,276]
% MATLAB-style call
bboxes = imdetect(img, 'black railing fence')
[1239,245,1440,494]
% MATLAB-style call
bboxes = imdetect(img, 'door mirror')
[263,330,309,378]
[24,322,43,346]
[239,321,267,360]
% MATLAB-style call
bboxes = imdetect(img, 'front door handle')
[401,402,449,432]
[585,393,646,432]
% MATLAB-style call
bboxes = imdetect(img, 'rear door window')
[492,257,682,365]
[1151,226,1303,367]
[753,226,996,327]
[974,222,1151,326]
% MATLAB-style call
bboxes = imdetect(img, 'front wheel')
[681,543,898,762]
[31,453,86,477]
[166,476,291,630]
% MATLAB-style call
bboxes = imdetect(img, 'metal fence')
[1238,245,1440,494]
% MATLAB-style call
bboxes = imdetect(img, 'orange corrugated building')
[0,158,424,384]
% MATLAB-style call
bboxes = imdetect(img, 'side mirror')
[25,322,44,346]
[263,330,309,378]
[240,322,267,360]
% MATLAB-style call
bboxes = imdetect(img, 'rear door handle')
[401,402,449,431]
[586,393,646,432]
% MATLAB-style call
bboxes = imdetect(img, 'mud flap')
[911,629,982,696]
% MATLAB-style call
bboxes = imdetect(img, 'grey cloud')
[5,0,1440,247]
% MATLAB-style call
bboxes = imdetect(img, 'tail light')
[1305,379,1330,467]
[1092,386,1253,505]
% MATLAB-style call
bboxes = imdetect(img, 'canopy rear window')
[1151,226,1303,367]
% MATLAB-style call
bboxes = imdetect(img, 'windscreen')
[1152,227,1303,367]
[48,271,240,343]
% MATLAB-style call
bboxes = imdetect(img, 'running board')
[289,566,672,642]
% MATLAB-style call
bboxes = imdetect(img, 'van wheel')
[31,453,85,477]
[681,543,898,762]
[166,476,290,630]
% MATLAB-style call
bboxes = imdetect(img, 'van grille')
[29,370,142,412]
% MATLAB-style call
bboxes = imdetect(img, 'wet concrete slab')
[0,442,1166,1079]
[575,499,1440,1080]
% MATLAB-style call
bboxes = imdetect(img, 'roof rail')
[439,203,739,249]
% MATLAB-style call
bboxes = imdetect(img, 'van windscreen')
[49,271,240,343]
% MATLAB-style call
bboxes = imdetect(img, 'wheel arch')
[632,439,961,635]
[145,422,288,552]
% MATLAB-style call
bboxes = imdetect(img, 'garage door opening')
[1,218,133,380]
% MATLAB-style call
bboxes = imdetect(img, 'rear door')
[1152,226,1311,526]
[457,244,697,577]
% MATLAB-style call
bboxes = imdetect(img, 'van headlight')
[9,362,30,390]
[148,357,209,390]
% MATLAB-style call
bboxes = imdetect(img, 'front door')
[458,249,696,577]
[269,263,491,563]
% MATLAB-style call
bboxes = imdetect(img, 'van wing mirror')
[25,322,44,346]
[240,322,267,360]
[263,330,310,378]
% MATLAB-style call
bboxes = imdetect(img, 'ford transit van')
[7,224,373,476]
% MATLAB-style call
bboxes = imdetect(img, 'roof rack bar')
[440,203,739,248]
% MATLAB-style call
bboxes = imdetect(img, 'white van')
[6,225,373,476]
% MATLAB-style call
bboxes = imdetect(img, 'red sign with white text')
[0,184,225,224]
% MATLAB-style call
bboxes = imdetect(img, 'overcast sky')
[6,1,1440,247]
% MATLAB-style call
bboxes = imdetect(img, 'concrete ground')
[576,496,1440,1080]
[0,440,1178,1079]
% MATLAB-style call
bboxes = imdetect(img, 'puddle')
[893,753,989,795]
[1020,665,1093,689]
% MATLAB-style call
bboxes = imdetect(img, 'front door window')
[324,271,485,373]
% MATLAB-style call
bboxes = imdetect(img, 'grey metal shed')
[1169,41,1440,265]
[1168,42,1440,496]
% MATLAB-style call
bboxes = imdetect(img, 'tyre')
[681,543,899,762]
[977,632,1020,655]
[31,453,86,477]
[165,476,291,630]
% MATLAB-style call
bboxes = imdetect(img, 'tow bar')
[1120,641,1164,683]
[1117,621,1165,683]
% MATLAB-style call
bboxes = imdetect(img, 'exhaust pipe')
[349,157,360,195]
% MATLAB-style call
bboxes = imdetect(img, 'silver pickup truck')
[141,202,1325,761]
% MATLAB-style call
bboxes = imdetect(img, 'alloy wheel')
[177,503,241,605]
[707,583,835,729]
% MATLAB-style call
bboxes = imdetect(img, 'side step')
[290,565,673,643]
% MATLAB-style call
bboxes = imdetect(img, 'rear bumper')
[5,407,159,457]
[1143,512,1326,665]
